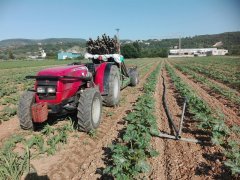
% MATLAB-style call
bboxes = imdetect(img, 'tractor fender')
[94,62,113,95]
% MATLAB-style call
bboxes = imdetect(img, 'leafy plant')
[0,136,29,180]
[88,129,97,138]
[26,135,45,153]
[104,63,161,179]
[166,63,239,176]
[224,141,240,175]
[41,124,55,136]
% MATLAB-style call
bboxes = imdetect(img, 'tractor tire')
[18,91,35,130]
[128,68,139,86]
[77,88,102,132]
[103,65,120,107]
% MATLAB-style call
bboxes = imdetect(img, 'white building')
[169,48,228,57]
[39,49,46,58]
[28,48,46,59]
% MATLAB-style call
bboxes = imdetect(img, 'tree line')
[121,42,168,58]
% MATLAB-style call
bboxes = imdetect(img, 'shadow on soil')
[25,172,49,180]
[95,120,127,179]
[195,152,233,180]
[95,145,116,180]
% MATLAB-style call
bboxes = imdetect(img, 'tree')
[133,42,141,53]
[8,50,15,59]
[121,44,139,58]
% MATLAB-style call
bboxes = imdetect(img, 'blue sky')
[0,0,239,40]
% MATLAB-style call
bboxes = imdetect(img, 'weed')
[106,111,115,117]
[88,129,97,138]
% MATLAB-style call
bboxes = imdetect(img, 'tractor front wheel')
[18,91,35,130]
[77,88,102,132]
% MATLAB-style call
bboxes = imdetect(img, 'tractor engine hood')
[34,65,89,104]
[37,65,88,77]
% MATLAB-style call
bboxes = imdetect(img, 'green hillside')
[120,31,240,58]
[0,31,239,60]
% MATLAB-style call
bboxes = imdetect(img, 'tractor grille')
[37,80,57,100]
[37,80,57,86]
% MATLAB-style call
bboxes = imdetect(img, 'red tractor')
[18,54,139,132]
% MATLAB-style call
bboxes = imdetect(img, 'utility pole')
[115,28,120,54]
[179,35,181,55]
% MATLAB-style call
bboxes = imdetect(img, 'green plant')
[0,106,17,121]
[88,129,97,138]
[46,129,68,155]
[0,147,30,179]
[103,63,161,179]
[165,63,239,176]
[106,111,115,117]
[224,141,240,175]
[41,124,55,136]
[26,135,45,153]
[0,136,29,180]
[174,64,240,105]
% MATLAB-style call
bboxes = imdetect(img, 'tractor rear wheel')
[18,91,35,130]
[128,68,139,86]
[104,65,120,107]
[77,88,102,132]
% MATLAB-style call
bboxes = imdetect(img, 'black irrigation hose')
[162,74,179,137]
[159,68,202,144]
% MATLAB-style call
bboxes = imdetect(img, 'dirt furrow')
[30,61,160,179]
[150,64,229,179]
[150,67,200,179]
[169,63,240,127]
[170,63,240,116]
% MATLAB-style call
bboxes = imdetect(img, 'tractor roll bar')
[26,75,92,81]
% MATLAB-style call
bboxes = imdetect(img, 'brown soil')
[149,65,231,180]
[0,117,20,144]
[28,61,160,179]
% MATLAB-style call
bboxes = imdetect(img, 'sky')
[0,0,240,40]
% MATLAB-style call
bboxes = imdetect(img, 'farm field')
[0,56,239,179]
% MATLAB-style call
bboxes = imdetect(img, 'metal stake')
[177,97,188,139]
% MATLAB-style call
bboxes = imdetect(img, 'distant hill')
[0,38,86,59]
[0,38,86,48]
[126,31,240,55]
[0,31,239,59]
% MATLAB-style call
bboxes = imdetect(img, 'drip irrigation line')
[157,70,202,143]
[162,74,179,137]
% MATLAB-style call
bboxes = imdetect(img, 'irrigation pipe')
[154,72,202,144]
[162,74,179,137]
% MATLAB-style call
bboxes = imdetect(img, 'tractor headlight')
[47,87,56,93]
[37,87,46,93]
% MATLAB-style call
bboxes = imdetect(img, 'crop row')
[180,64,240,91]
[190,63,239,82]
[174,64,240,106]
[165,63,240,175]
[103,63,161,179]
[173,56,240,73]
[0,120,76,179]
